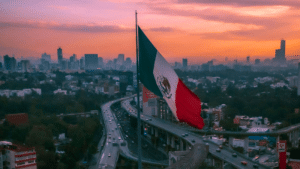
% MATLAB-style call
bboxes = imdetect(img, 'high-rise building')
[182,58,188,68]
[246,56,250,63]
[85,54,98,70]
[117,54,124,65]
[41,53,51,63]
[21,60,30,72]
[98,57,103,68]
[57,47,63,64]
[298,62,300,96]
[119,71,133,95]
[70,54,76,63]
[174,62,181,69]
[273,40,286,63]
[80,57,85,70]
[4,55,16,71]
[255,59,260,65]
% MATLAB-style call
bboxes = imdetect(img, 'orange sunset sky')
[1,0,300,64]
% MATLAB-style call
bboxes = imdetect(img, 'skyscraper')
[98,57,103,68]
[273,40,286,63]
[246,56,250,63]
[117,54,124,65]
[70,54,76,63]
[182,58,188,68]
[21,60,30,72]
[255,59,260,65]
[85,54,98,70]
[57,47,63,64]
[41,53,51,63]
[80,57,85,70]
[4,55,16,71]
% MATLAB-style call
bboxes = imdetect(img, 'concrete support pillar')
[151,127,154,135]
[244,137,249,153]
[229,137,234,147]
[289,132,292,142]
[171,136,175,148]
[155,128,159,137]
[167,133,170,145]
[180,139,184,151]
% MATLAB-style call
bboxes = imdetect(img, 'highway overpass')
[122,98,271,169]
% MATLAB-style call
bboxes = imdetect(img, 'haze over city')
[1,0,300,63]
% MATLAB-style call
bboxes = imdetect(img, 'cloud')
[147,27,176,32]
[176,0,300,8]
[0,21,134,33]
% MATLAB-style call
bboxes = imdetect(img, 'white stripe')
[153,52,179,120]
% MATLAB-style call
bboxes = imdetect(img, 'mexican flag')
[138,26,204,129]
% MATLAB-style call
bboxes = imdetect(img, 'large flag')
[138,26,204,129]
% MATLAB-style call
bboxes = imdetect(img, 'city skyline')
[1,0,300,62]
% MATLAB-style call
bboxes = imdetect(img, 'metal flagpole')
[136,10,142,169]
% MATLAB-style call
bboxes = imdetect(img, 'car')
[118,137,121,140]
[219,145,223,149]
[191,139,195,143]
[108,153,111,157]
[216,148,221,152]
[126,135,128,138]
[232,153,237,157]
[149,118,152,121]
[120,141,126,146]
[253,164,259,168]
[181,134,185,137]
[185,133,189,136]
[241,161,247,165]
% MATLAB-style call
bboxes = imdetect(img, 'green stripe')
[138,26,163,97]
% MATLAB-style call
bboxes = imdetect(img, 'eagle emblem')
[157,75,172,99]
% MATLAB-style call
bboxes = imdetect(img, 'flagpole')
[136,10,142,169]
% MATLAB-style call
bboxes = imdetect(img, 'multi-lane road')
[121,99,271,169]
[98,99,123,169]
[97,96,168,169]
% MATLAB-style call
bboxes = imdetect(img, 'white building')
[31,88,41,95]
[65,75,74,81]
[270,81,288,89]
[232,139,245,148]
[254,77,274,83]
[53,89,67,95]
[0,141,37,169]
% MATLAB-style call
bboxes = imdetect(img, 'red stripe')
[175,79,204,129]
[15,158,36,163]
[15,163,37,169]
[15,152,36,157]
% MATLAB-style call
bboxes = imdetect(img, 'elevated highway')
[122,99,271,169]
[98,96,168,169]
